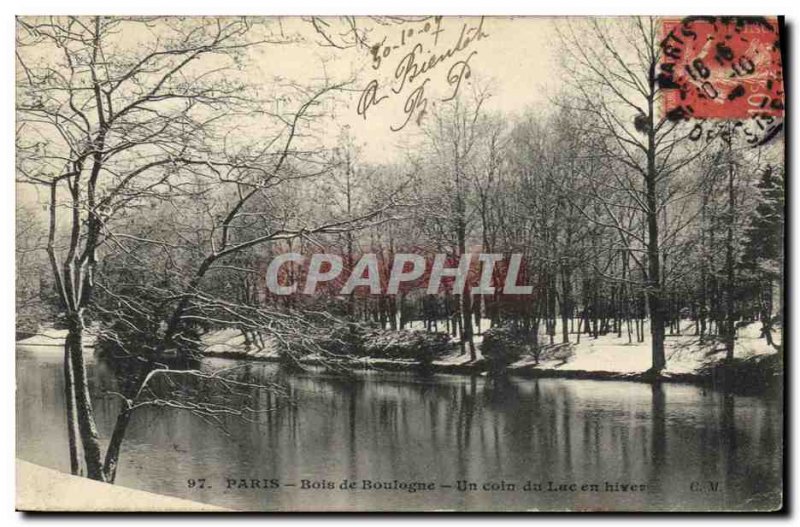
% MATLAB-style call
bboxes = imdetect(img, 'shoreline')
[16,323,780,394]
[202,348,781,394]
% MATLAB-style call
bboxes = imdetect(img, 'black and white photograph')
[12,12,786,513]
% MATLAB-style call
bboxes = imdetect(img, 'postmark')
[659,16,784,145]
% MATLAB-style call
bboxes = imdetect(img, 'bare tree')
[15,15,390,481]
[557,17,704,372]
[419,91,493,360]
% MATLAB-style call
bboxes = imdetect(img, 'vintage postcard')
[15,15,784,512]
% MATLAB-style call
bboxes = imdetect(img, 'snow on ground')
[405,319,488,365]
[405,318,492,345]
[200,328,279,358]
[432,346,481,366]
[509,320,779,375]
[16,326,97,351]
[17,459,228,512]
[17,319,778,378]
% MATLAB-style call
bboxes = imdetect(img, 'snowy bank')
[15,321,780,389]
[16,326,97,353]
[509,320,778,375]
[198,320,780,389]
[16,459,227,512]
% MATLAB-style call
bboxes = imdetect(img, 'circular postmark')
[658,16,784,146]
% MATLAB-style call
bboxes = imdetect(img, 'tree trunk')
[723,144,736,360]
[645,99,666,373]
[461,292,476,361]
[457,224,475,360]
[66,318,106,481]
[103,409,133,483]
[560,267,572,344]
[63,342,81,476]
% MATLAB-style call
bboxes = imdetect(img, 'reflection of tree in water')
[452,375,479,485]
[19,356,785,511]
[73,358,781,510]
[91,356,292,481]
[650,382,666,482]
[347,382,360,481]
[717,391,778,509]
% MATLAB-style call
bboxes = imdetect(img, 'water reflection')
[16,351,782,511]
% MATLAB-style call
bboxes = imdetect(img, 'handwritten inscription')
[357,17,489,131]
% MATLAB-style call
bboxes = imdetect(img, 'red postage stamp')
[659,17,784,121]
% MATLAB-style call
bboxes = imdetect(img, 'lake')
[16,349,783,511]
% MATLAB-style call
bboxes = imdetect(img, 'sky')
[15,16,565,210]
[248,16,562,164]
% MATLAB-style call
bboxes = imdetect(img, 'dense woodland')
[16,16,784,481]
